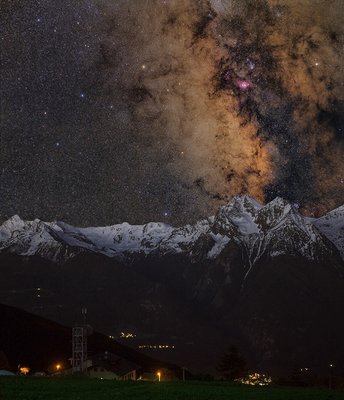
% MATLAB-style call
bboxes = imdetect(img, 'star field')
[1,0,343,226]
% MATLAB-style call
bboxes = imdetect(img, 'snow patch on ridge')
[315,205,344,259]
[207,233,230,258]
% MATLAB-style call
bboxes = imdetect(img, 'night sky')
[1,0,343,226]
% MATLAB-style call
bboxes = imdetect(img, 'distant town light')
[236,372,272,386]
[120,331,136,338]
[138,344,175,349]
[56,364,61,371]
[157,371,161,382]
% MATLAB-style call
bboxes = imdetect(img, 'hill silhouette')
[0,303,179,374]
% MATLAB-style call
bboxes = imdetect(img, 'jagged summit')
[212,196,299,236]
[224,194,263,210]
[213,195,261,235]
[1,214,25,231]
[0,196,343,267]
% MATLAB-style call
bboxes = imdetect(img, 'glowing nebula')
[234,79,254,90]
[93,0,342,216]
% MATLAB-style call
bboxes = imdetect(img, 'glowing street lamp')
[157,371,161,382]
[19,366,30,375]
[55,364,61,371]
[329,363,335,390]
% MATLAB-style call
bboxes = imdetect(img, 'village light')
[19,366,30,375]
[236,372,272,386]
[157,371,161,382]
[56,364,61,371]
[329,363,335,390]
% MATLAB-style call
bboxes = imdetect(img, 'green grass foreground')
[0,377,344,400]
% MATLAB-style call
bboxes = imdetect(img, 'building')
[138,372,158,381]
[0,370,15,376]
[87,351,140,380]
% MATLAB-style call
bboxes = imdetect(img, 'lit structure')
[237,372,272,386]
[157,371,161,382]
[72,308,87,373]
[329,363,335,390]
[120,332,136,338]
[138,344,175,349]
[19,366,30,375]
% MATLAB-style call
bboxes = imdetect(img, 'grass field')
[0,377,344,400]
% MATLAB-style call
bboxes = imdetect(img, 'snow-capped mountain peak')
[212,195,262,235]
[0,214,26,235]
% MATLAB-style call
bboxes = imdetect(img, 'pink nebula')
[235,79,253,90]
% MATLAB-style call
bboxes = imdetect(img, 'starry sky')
[1,0,343,226]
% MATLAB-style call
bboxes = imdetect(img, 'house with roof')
[87,351,140,380]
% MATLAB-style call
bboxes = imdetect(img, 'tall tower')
[72,308,87,373]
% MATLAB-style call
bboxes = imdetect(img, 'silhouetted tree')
[217,345,247,380]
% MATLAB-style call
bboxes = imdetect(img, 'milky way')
[1,0,343,225]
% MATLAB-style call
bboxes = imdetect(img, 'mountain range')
[1,196,344,265]
[1,196,343,374]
